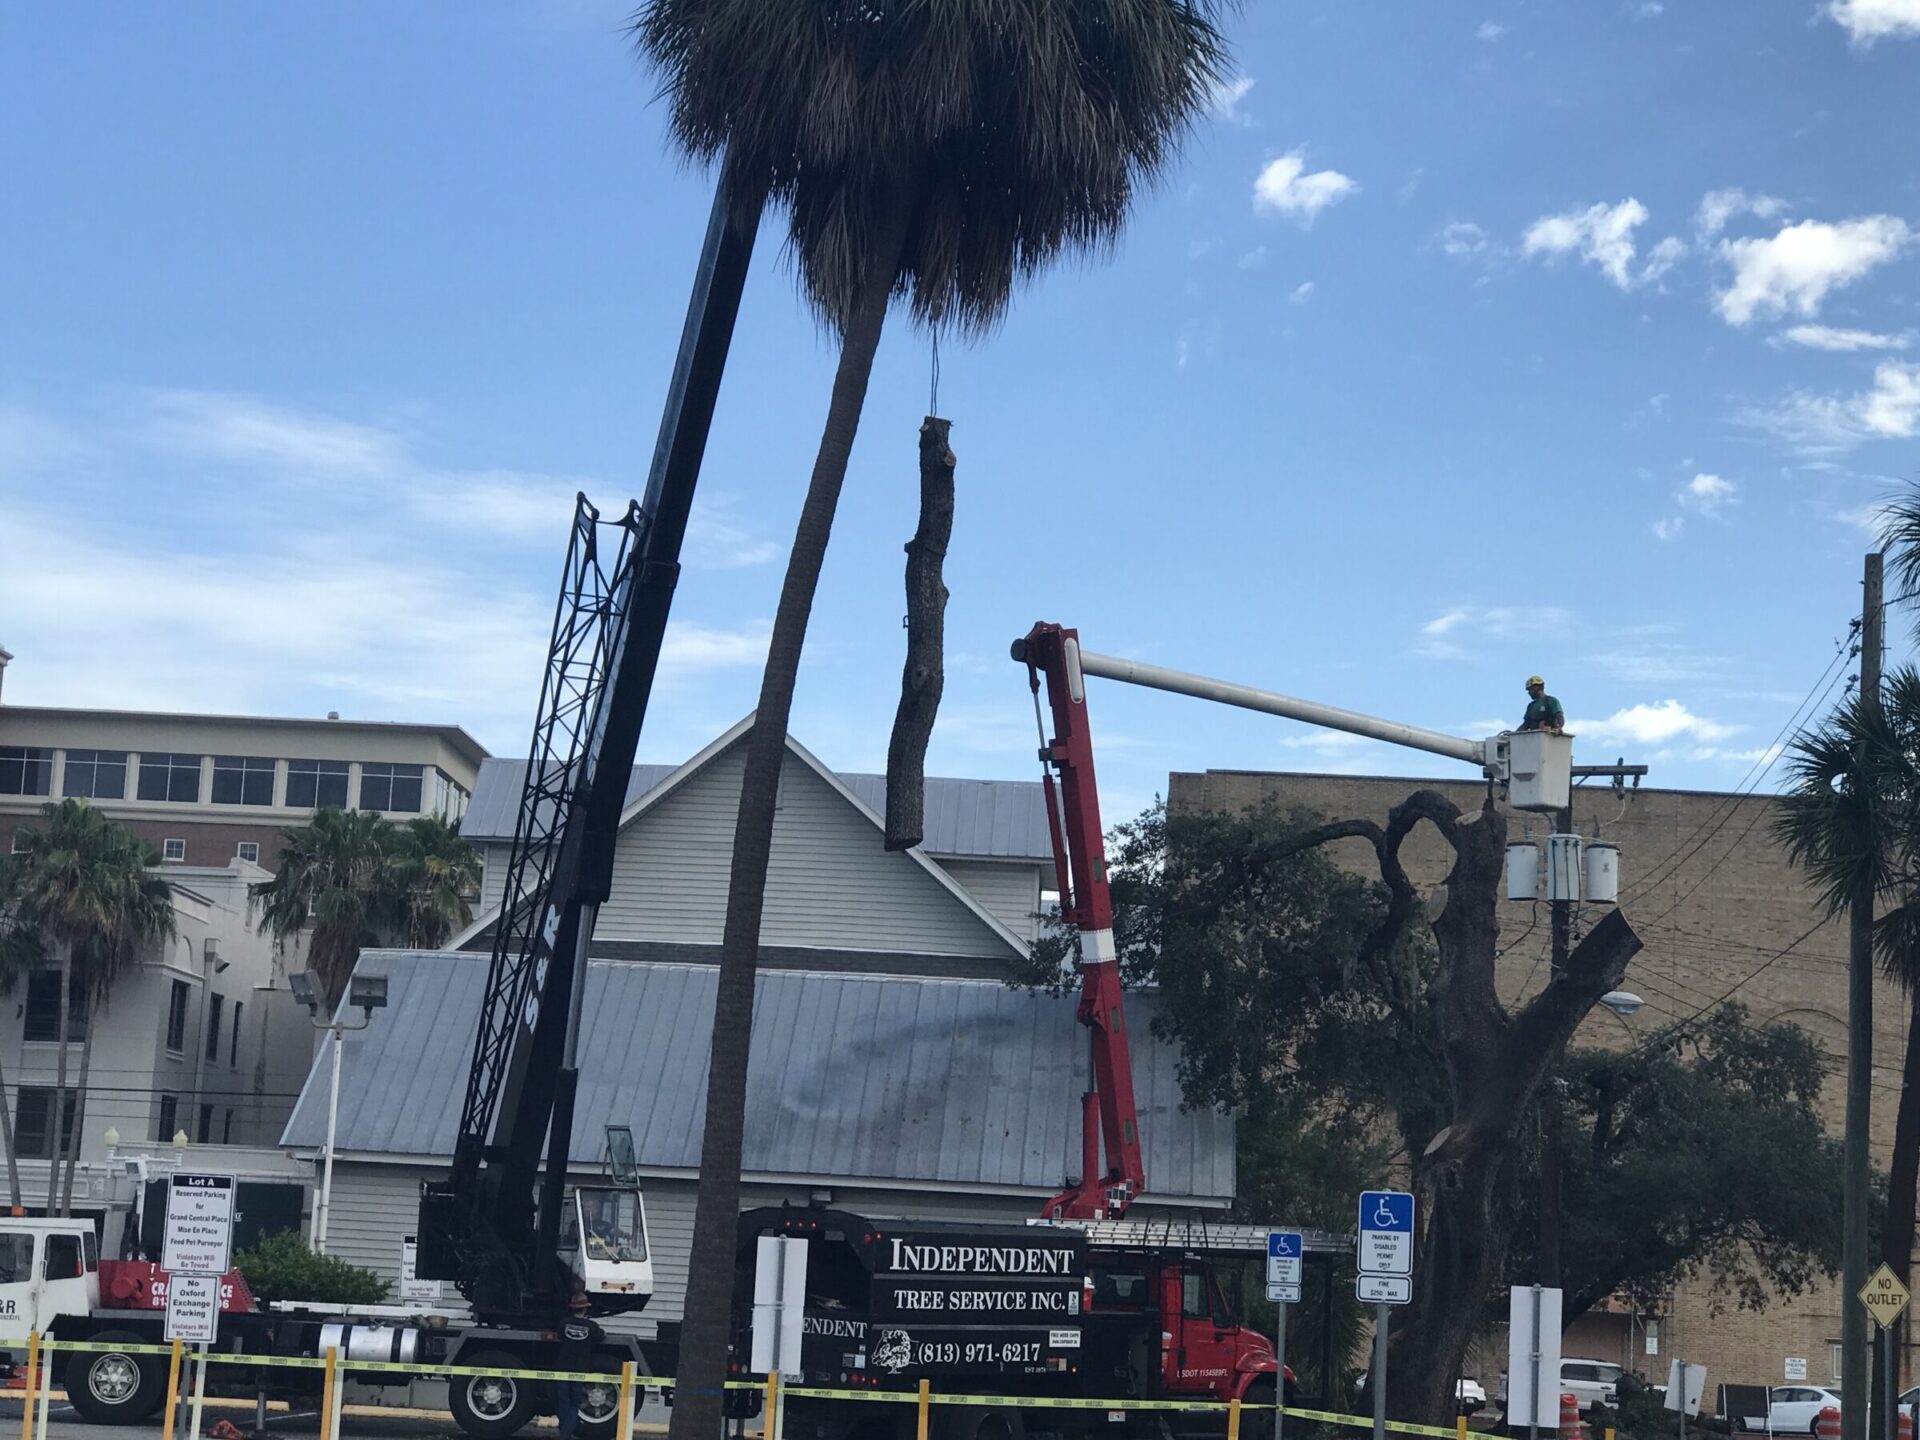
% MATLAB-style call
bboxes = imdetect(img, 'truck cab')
[1088,1251,1280,1408]
[0,1219,100,1337]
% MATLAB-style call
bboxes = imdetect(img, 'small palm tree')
[0,858,48,1209]
[0,800,175,1214]
[251,807,397,1011]
[387,815,481,950]
[633,6,1235,1435]
[1776,664,1920,1440]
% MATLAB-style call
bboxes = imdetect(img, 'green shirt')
[1521,694,1564,731]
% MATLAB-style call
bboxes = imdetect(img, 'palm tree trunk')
[1880,985,1920,1436]
[58,1028,93,1216]
[45,942,73,1215]
[666,190,915,1440]
[0,1053,21,1212]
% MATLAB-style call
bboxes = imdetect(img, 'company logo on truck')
[884,1240,1077,1276]
[873,1329,913,1373]
[803,1315,868,1340]
[880,1283,1080,1316]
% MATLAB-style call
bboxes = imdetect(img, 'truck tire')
[450,1349,539,1439]
[63,1330,167,1425]
[572,1371,638,1440]
[940,1405,1026,1440]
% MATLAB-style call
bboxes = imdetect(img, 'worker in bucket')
[1519,675,1565,734]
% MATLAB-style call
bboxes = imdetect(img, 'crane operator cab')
[558,1186,655,1309]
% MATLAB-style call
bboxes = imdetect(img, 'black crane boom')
[416,178,758,1322]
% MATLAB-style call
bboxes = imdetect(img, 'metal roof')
[460,754,1052,862]
[280,950,1234,1202]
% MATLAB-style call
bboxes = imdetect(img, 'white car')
[1457,1379,1488,1415]
[1745,1386,1845,1434]
[1560,1360,1624,1414]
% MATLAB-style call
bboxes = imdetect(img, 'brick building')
[1172,767,1895,1401]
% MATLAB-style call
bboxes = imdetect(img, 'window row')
[0,748,455,814]
[19,975,242,1066]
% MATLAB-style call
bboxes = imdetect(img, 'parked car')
[1561,1360,1625,1414]
[1744,1385,1846,1434]
[1457,1379,1488,1415]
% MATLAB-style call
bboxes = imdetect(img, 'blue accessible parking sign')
[1358,1190,1414,1278]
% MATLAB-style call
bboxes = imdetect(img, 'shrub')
[232,1231,390,1306]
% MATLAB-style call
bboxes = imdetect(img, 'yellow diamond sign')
[1860,1264,1911,1327]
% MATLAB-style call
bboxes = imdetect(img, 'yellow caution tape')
[0,1333,1465,1429]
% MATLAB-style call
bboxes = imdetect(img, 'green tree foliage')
[0,800,175,1213]
[251,808,480,1009]
[1028,800,1844,1339]
[1511,1006,1844,1324]
[233,1230,389,1306]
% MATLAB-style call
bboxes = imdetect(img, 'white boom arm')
[1072,647,1490,769]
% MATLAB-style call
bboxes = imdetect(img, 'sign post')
[1356,1193,1413,1440]
[1859,1264,1911,1440]
[162,1174,234,1357]
[1267,1231,1303,1440]
[750,1235,808,1440]
[1507,1286,1563,1440]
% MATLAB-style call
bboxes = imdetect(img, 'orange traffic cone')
[1560,1392,1585,1440]
[1898,1410,1914,1440]
[1816,1407,1843,1440]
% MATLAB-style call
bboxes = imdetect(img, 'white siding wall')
[939,861,1043,943]
[593,749,1012,957]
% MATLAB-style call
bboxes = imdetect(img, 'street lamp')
[291,971,388,1254]
[1600,990,1644,1019]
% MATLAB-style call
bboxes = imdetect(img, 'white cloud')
[1779,324,1910,351]
[1651,516,1686,541]
[1414,605,1571,661]
[1679,472,1738,516]
[1694,187,1786,239]
[1253,152,1358,225]
[686,495,786,569]
[1828,0,1920,45]
[1576,700,1737,746]
[0,391,779,753]
[1640,235,1688,285]
[1746,360,1920,451]
[1207,75,1256,125]
[1237,246,1270,270]
[1438,221,1490,257]
[1714,216,1912,325]
[1522,199,1650,289]
[1288,281,1316,305]
[1476,20,1507,39]
[1637,1,1664,15]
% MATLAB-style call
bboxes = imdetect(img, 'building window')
[205,994,224,1061]
[165,980,190,1053]
[156,1094,179,1143]
[198,1104,214,1144]
[236,842,259,864]
[23,971,87,1043]
[161,838,186,863]
[286,759,349,810]
[210,755,275,807]
[229,1001,242,1066]
[358,763,423,813]
[61,749,128,800]
[1830,1342,1844,1382]
[222,1110,235,1144]
[0,747,53,797]
[137,753,202,803]
[15,1087,77,1159]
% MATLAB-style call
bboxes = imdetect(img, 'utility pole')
[1845,551,1883,1440]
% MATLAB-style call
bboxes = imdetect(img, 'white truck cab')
[0,1218,101,1335]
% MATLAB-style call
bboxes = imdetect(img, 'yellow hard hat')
[1526,675,1545,688]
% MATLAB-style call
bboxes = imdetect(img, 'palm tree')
[0,858,48,1209]
[387,815,481,950]
[0,800,175,1214]
[1776,666,1920,1440]
[251,807,398,1011]
[632,6,1235,1435]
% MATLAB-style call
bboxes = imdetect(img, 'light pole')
[289,971,388,1254]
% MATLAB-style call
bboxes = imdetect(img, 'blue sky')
[4,2,1919,825]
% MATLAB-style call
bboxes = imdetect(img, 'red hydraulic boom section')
[1015,622,1145,1221]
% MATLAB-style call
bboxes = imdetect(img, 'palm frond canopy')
[636,0,1234,334]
